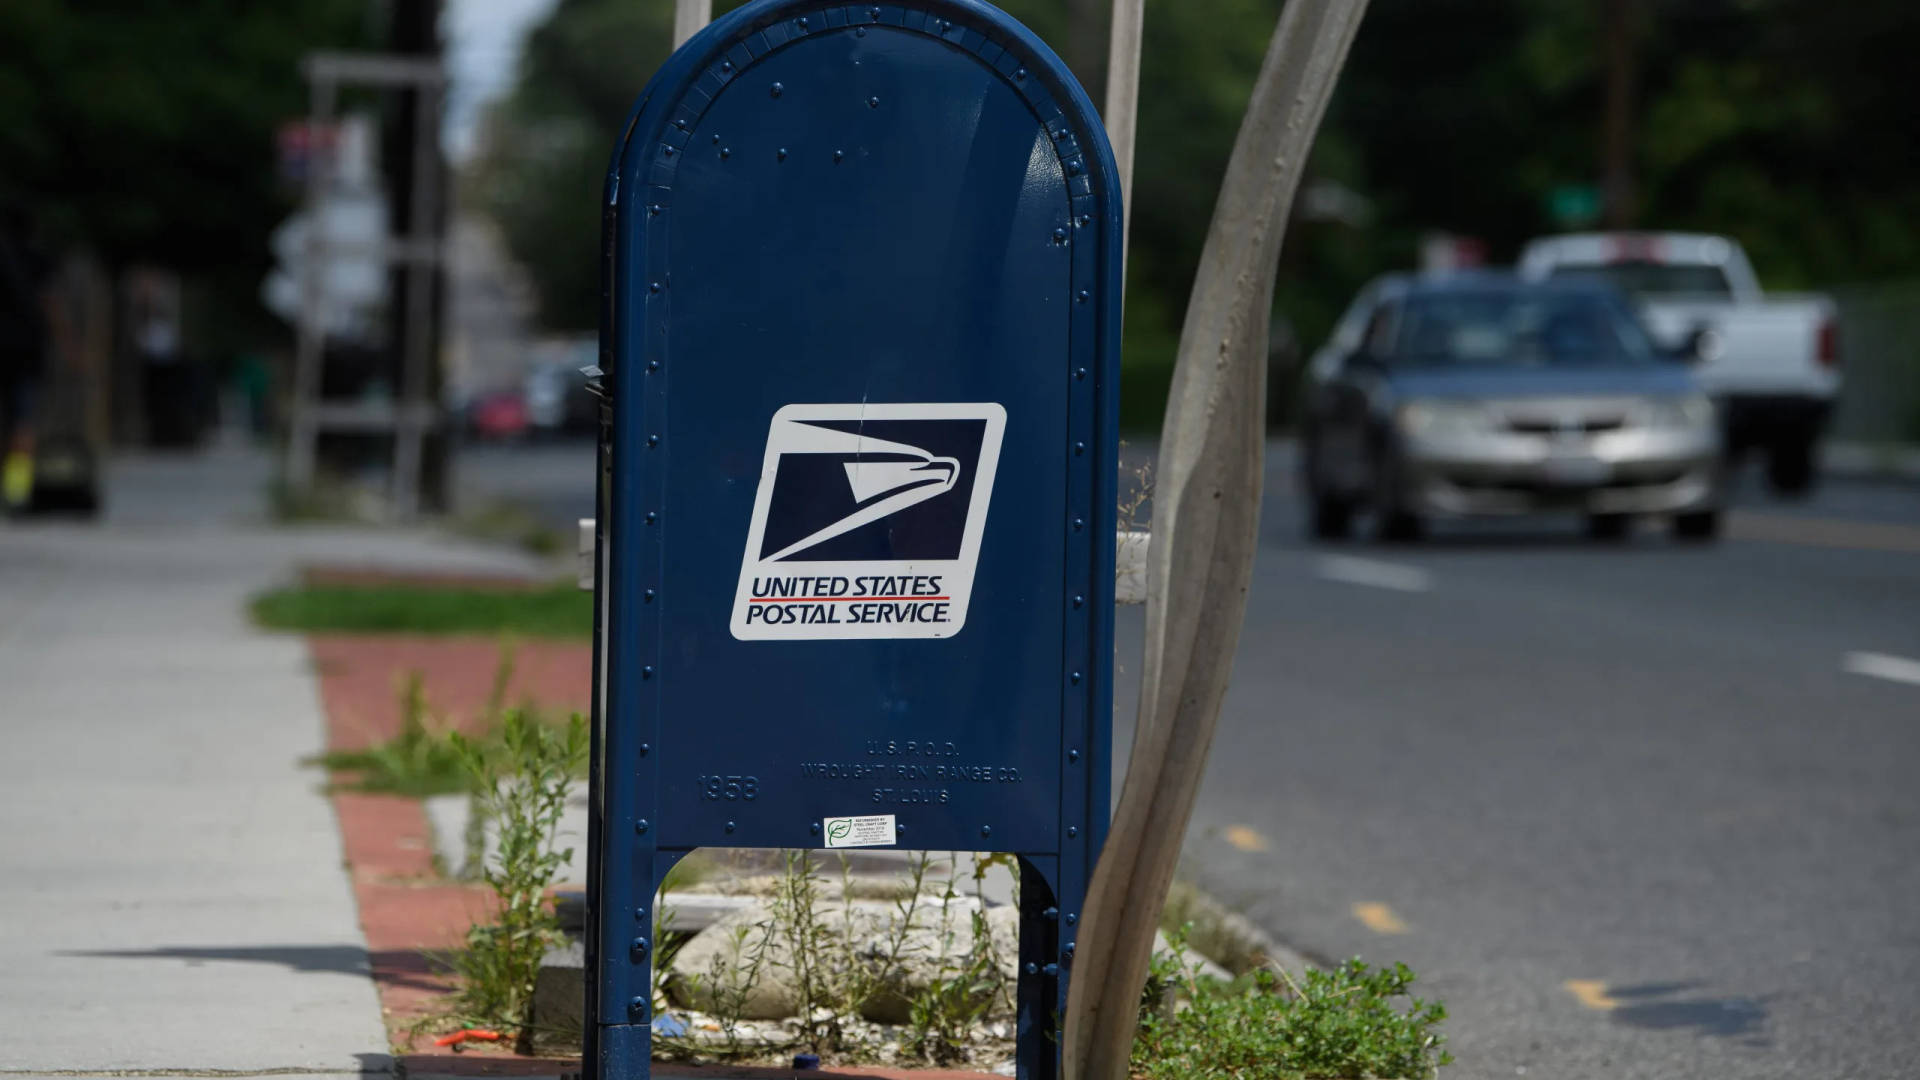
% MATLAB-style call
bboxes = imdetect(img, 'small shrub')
[1131,954,1451,1080]
[446,709,589,1053]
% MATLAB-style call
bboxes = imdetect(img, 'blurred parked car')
[1301,274,1722,542]
[1519,232,1838,494]
[523,358,597,436]
[26,432,100,515]
[466,389,529,441]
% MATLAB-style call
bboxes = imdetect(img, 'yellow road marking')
[1222,824,1269,852]
[1728,512,1920,555]
[1351,901,1408,934]
[1564,979,1619,1011]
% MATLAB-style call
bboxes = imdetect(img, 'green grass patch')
[253,582,591,637]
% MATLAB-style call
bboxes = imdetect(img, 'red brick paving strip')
[316,634,574,1065]
[315,633,990,1077]
[310,634,591,752]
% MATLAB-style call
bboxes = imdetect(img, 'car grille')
[1506,416,1626,435]
[1445,466,1688,494]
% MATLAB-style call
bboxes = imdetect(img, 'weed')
[307,672,470,797]
[453,500,569,557]
[268,473,383,524]
[900,855,1009,1064]
[674,915,777,1058]
[837,851,930,1025]
[1131,949,1451,1080]
[460,644,518,878]
[1119,445,1155,535]
[305,647,536,804]
[770,850,840,1054]
[446,710,589,1053]
[1138,924,1191,1022]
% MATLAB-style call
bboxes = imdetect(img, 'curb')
[1162,878,1318,977]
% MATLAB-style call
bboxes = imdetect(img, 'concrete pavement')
[0,446,550,1075]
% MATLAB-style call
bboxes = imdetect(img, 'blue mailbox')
[589,2,1119,1076]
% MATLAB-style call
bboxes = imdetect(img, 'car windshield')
[1390,291,1659,369]
[1547,261,1733,299]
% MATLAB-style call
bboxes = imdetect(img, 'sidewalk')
[0,446,551,1077]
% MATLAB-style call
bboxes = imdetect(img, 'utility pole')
[674,0,712,47]
[285,48,446,517]
[1104,0,1145,266]
[384,0,446,514]
[1601,0,1637,228]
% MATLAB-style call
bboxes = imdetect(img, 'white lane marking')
[1843,652,1920,687]
[1316,554,1432,593]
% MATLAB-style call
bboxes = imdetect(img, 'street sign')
[587,2,1120,1078]
[1548,183,1602,229]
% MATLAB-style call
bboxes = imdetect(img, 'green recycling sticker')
[822,814,896,848]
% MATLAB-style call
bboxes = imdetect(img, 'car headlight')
[1397,399,1489,437]
[1639,394,1716,430]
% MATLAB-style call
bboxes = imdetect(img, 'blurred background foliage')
[3,1,1914,428]
[468,0,1919,427]
[0,0,375,343]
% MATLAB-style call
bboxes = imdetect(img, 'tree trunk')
[1601,0,1638,228]
[1061,3,1370,1078]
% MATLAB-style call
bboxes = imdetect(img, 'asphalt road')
[465,436,1920,1079]
[1111,445,1920,1080]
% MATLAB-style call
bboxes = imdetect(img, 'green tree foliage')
[1326,0,1920,292]
[474,0,1920,405]
[0,1,372,294]
[469,0,687,331]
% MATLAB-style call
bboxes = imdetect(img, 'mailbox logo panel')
[731,402,1007,640]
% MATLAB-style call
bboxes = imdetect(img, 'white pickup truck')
[1519,233,1840,494]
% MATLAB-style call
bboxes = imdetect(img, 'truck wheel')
[1586,513,1632,541]
[1377,508,1424,543]
[1367,444,1423,543]
[1308,493,1354,541]
[1672,510,1722,542]
[1767,439,1816,496]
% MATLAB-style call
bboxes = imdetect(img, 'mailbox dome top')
[605,0,1120,230]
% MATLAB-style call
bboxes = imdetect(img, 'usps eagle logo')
[731,403,1006,640]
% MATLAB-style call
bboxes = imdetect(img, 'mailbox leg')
[591,850,689,1079]
[1016,857,1062,1080]
[598,1021,650,1079]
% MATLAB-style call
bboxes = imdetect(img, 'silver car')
[1301,274,1722,541]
